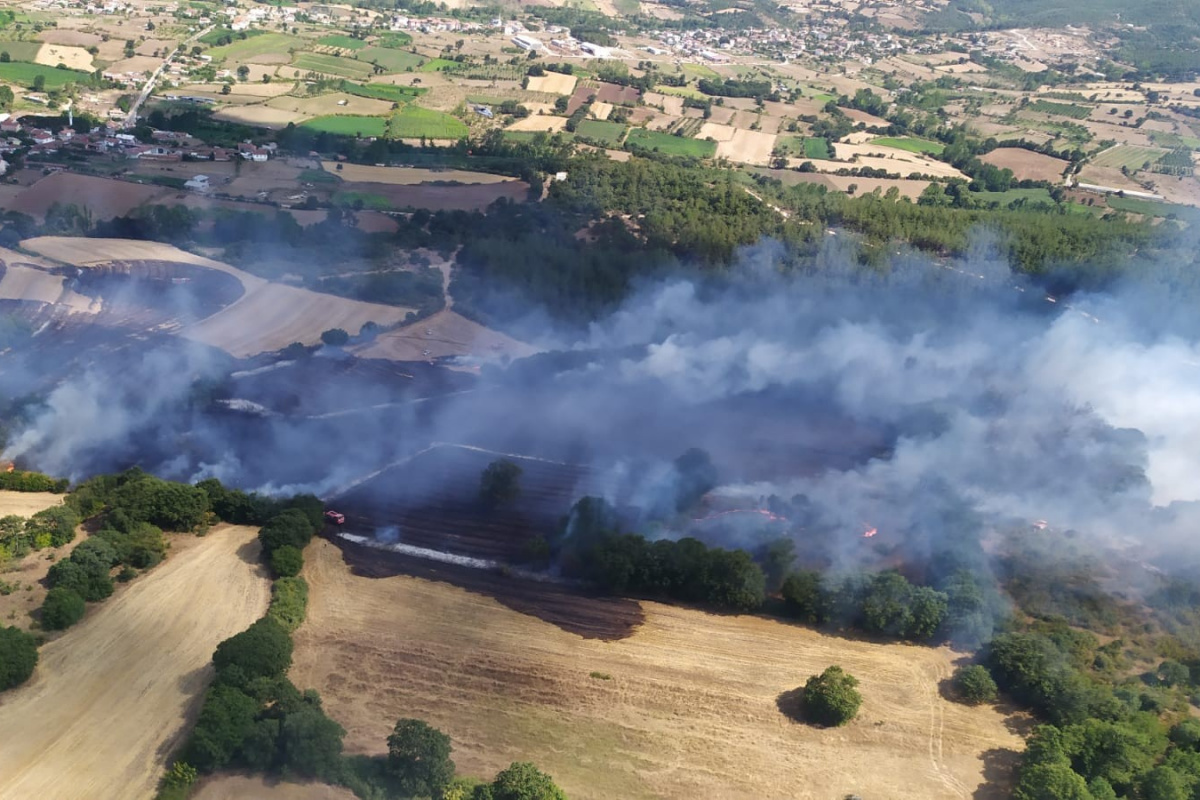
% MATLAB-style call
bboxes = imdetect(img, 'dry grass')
[0,526,270,800]
[0,490,63,518]
[291,540,1024,800]
[266,92,394,118]
[195,775,356,800]
[319,162,515,185]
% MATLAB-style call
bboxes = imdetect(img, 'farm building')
[184,175,211,193]
[512,34,543,51]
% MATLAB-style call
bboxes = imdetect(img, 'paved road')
[123,24,213,129]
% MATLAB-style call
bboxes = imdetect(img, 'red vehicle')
[324,510,345,525]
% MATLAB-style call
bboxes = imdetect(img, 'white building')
[184,174,211,192]
[580,42,611,58]
[512,34,542,51]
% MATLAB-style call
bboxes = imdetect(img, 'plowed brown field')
[291,540,1026,800]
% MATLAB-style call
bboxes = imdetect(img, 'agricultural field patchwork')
[292,52,374,80]
[574,119,627,146]
[207,33,302,61]
[358,46,424,72]
[626,128,717,157]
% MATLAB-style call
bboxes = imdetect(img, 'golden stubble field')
[0,526,271,800]
[291,540,1026,800]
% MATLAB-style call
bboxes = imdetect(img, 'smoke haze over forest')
[3,233,1200,575]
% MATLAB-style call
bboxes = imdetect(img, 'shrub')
[258,509,317,557]
[953,664,999,705]
[267,577,308,633]
[801,666,862,727]
[270,545,303,578]
[480,459,522,508]
[0,624,38,690]
[41,587,86,630]
[320,328,349,346]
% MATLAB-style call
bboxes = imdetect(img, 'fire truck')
[324,510,345,525]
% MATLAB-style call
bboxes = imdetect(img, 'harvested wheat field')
[320,162,516,185]
[716,128,778,166]
[524,73,577,95]
[35,43,94,71]
[0,526,270,800]
[353,309,536,363]
[22,237,417,356]
[213,105,310,128]
[980,148,1070,183]
[195,775,356,800]
[291,540,1025,800]
[0,489,63,518]
[506,115,568,133]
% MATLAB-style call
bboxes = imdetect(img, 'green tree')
[32,74,45,92]
[279,707,345,780]
[1013,762,1091,800]
[236,64,250,81]
[41,587,86,630]
[162,761,198,791]
[387,718,456,797]
[0,625,38,690]
[1138,767,1190,800]
[213,618,293,682]
[320,328,350,346]
[490,762,568,800]
[270,545,303,578]
[258,509,317,557]
[1156,659,1190,688]
[802,666,862,727]
[953,664,998,705]
[480,459,522,508]
[182,684,259,771]
[781,570,825,623]
[1169,718,1200,751]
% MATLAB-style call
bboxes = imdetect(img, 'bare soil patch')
[981,148,1069,183]
[266,92,393,118]
[36,30,101,47]
[292,539,1025,800]
[0,526,270,800]
[11,173,163,221]
[106,55,162,74]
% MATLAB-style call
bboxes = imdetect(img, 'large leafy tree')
[213,618,293,682]
[0,625,38,690]
[480,459,522,508]
[490,762,568,800]
[801,666,862,727]
[387,718,456,797]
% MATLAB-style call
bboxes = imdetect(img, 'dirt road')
[0,525,271,799]
[292,539,1026,800]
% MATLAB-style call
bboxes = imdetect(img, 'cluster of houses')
[6,114,275,167]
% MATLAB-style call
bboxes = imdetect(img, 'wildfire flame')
[1032,519,1048,530]
[862,525,878,538]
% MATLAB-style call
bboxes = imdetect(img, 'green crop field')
[332,190,391,209]
[655,84,707,100]
[292,52,373,79]
[1091,144,1168,170]
[1107,195,1199,219]
[870,136,945,155]
[340,81,424,102]
[419,57,459,73]
[574,119,627,146]
[803,137,832,159]
[1150,131,1200,150]
[299,168,341,184]
[1026,99,1092,119]
[387,105,468,139]
[301,114,388,137]
[316,34,366,51]
[681,62,720,80]
[504,130,573,144]
[0,41,42,62]
[358,46,424,72]
[626,128,717,157]
[973,187,1054,205]
[378,33,412,48]
[208,33,301,61]
[0,62,89,88]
